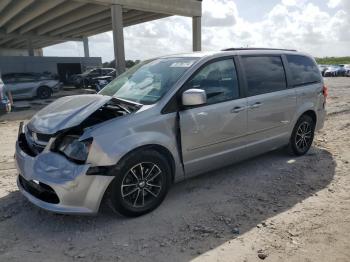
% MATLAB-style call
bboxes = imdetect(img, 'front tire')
[37,86,52,99]
[109,150,171,217]
[288,115,315,156]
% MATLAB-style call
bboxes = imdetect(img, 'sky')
[43,0,350,62]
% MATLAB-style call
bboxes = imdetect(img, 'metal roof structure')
[0,0,201,49]
[0,0,202,73]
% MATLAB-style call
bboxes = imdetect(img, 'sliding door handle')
[231,106,246,113]
[249,102,262,109]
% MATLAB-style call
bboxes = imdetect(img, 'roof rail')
[222,48,297,52]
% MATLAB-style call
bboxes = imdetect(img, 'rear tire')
[288,115,315,156]
[37,86,52,99]
[108,149,171,217]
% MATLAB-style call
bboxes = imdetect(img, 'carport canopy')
[0,0,202,73]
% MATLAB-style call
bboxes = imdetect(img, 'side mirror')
[182,89,207,106]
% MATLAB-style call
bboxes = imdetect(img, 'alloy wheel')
[295,121,313,152]
[121,162,163,208]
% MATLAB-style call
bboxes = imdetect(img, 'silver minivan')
[15,49,326,217]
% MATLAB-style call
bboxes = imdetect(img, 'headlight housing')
[57,135,92,162]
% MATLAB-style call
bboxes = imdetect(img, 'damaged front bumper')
[15,133,114,215]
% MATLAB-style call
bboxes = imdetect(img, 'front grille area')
[18,133,36,157]
[19,175,59,204]
[27,128,51,143]
[36,133,51,143]
[25,127,53,155]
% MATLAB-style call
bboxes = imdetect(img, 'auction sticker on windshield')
[170,60,196,68]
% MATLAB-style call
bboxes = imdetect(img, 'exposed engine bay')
[79,98,140,129]
[21,96,142,161]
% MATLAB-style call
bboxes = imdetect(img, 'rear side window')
[241,56,287,96]
[286,55,321,86]
[185,59,239,104]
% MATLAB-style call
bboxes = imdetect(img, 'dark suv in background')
[70,68,115,88]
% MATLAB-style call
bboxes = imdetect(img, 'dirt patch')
[0,78,349,262]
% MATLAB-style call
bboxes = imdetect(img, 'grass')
[316,57,350,65]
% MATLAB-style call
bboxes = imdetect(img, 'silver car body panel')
[15,50,326,214]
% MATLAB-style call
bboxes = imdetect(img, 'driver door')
[179,58,248,177]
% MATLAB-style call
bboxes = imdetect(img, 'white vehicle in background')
[318,64,329,76]
[344,65,350,77]
[324,65,346,77]
[2,73,62,100]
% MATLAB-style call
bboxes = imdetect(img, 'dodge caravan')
[15,49,326,217]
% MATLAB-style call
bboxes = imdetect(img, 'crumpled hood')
[28,94,112,135]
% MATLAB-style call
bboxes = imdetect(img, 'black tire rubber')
[108,149,172,217]
[37,86,52,99]
[288,115,315,156]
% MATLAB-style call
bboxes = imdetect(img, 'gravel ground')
[0,78,349,262]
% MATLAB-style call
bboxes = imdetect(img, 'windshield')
[99,57,198,105]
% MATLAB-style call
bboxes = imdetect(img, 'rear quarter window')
[241,56,287,96]
[286,55,321,86]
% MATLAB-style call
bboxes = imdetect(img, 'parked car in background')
[70,68,116,88]
[2,73,62,100]
[324,65,346,77]
[15,49,326,217]
[91,70,117,91]
[344,64,350,77]
[318,64,329,76]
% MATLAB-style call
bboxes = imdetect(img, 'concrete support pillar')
[111,4,126,74]
[83,37,90,57]
[192,16,202,52]
[27,39,34,56]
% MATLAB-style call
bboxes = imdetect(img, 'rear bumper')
[15,139,114,215]
[316,108,326,131]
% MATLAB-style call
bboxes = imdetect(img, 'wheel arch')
[109,144,176,184]
[99,144,176,212]
[300,110,317,125]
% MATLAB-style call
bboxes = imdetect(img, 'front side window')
[99,57,198,105]
[286,55,321,86]
[184,59,239,104]
[241,56,287,96]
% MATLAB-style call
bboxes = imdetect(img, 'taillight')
[323,85,328,99]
